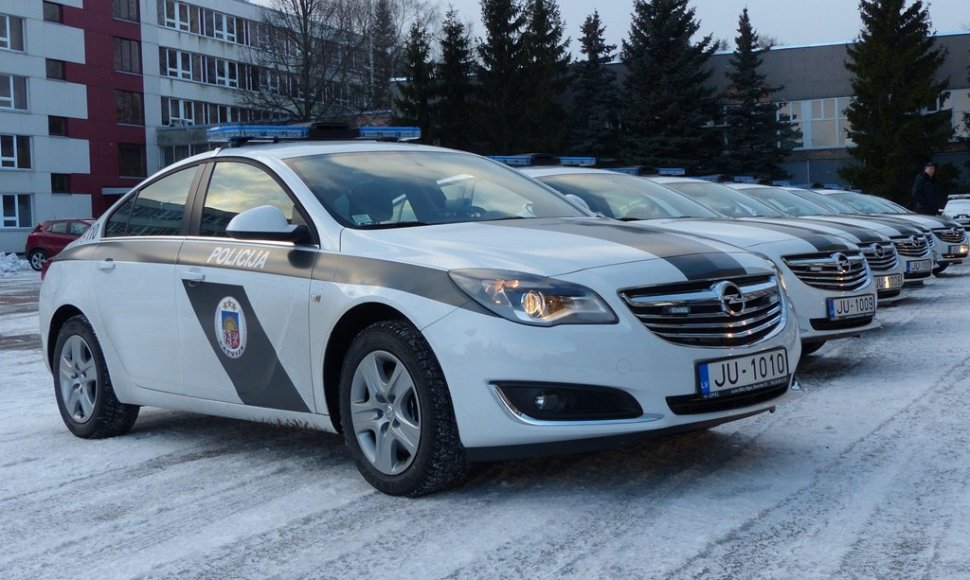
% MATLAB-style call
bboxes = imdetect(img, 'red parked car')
[24,219,93,271]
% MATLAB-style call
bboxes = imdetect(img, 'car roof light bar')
[207,125,310,145]
[657,167,686,176]
[559,156,597,167]
[357,126,422,141]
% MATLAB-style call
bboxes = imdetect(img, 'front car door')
[175,159,317,413]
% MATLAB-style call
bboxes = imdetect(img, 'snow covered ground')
[2,266,970,579]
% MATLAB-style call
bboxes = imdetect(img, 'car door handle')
[180,269,205,283]
[97,259,115,272]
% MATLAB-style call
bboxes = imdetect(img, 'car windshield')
[944,199,970,214]
[865,196,910,214]
[285,151,586,228]
[825,191,898,214]
[656,180,785,218]
[536,172,720,220]
[736,186,837,217]
[786,188,860,214]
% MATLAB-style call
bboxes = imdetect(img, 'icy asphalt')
[1,262,969,579]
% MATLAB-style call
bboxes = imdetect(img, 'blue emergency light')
[734,175,756,183]
[559,156,597,167]
[657,167,686,176]
[489,155,534,166]
[610,167,642,175]
[358,126,421,140]
[207,125,309,143]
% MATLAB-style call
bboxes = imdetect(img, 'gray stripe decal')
[182,281,310,413]
[485,218,753,280]
[315,254,493,315]
[782,218,882,243]
[730,220,851,252]
[178,241,316,277]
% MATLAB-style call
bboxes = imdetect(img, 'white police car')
[942,194,970,230]
[39,127,801,496]
[522,168,880,356]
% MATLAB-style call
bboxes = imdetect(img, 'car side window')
[104,167,197,237]
[48,222,69,234]
[200,161,297,237]
[69,221,90,236]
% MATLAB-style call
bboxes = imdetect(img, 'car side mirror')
[564,193,594,215]
[227,205,311,244]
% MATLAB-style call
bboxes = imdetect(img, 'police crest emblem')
[215,296,247,358]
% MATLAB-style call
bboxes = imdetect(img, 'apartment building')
[0,0,370,254]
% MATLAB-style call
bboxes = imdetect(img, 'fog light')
[495,383,643,421]
[534,392,560,411]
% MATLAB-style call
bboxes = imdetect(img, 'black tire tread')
[340,319,468,497]
[54,316,139,439]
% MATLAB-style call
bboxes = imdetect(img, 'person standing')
[911,161,940,214]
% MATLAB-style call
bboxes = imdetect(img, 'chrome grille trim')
[782,252,871,291]
[619,274,786,348]
[891,235,932,258]
[933,228,967,244]
[862,242,899,272]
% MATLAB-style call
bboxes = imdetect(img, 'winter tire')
[339,320,468,496]
[53,316,139,438]
[28,249,48,271]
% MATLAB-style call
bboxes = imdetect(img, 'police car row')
[33,128,948,496]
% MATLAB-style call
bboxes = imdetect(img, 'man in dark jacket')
[911,161,940,214]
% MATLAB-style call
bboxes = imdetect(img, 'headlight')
[449,269,618,326]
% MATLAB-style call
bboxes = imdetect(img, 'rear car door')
[94,165,200,393]
[175,159,317,413]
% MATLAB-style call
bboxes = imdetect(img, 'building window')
[43,2,63,23]
[48,116,68,136]
[163,1,200,33]
[162,97,196,126]
[0,135,30,168]
[46,59,66,80]
[51,173,70,193]
[115,90,144,125]
[210,58,238,88]
[0,74,27,110]
[204,11,237,43]
[113,37,141,74]
[112,0,139,22]
[161,48,195,80]
[1,193,31,228]
[118,143,146,178]
[0,15,25,52]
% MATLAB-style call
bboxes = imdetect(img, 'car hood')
[870,213,962,231]
[793,215,927,237]
[340,217,770,280]
[633,218,855,253]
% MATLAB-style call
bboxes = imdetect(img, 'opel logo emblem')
[712,281,745,316]
[832,252,851,274]
[908,235,917,245]
[872,244,885,259]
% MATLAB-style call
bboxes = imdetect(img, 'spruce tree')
[720,8,799,179]
[436,8,477,151]
[394,22,436,141]
[477,0,527,153]
[370,0,398,111]
[519,0,571,152]
[568,11,619,158]
[840,0,951,202]
[620,0,719,173]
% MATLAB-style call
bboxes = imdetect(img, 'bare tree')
[239,0,372,122]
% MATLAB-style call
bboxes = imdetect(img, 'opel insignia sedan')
[815,189,968,274]
[522,168,879,356]
[39,129,801,496]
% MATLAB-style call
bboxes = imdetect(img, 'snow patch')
[0,252,30,274]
